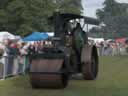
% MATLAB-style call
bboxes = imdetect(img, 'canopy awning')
[23,32,49,41]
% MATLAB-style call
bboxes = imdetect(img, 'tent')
[88,37,104,43]
[106,39,115,43]
[116,38,126,44]
[23,32,49,41]
[44,32,54,37]
[0,31,16,41]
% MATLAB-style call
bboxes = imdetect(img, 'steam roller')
[29,12,100,89]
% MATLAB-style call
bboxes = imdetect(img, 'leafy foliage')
[0,0,82,36]
[92,0,128,39]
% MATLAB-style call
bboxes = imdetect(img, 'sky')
[82,0,128,18]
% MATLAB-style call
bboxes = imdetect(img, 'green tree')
[0,0,83,36]
[95,0,128,39]
[54,0,82,14]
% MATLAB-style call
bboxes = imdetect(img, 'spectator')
[28,44,36,55]
[3,39,12,56]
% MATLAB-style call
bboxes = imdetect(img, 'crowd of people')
[0,38,128,57]
[0,39,47,57]
[94,41,128,56]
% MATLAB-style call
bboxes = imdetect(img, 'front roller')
[29,59,68,88]
[81,44,99,80]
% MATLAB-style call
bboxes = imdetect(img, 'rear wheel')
[82,54,98,80]
[81,45,98,80]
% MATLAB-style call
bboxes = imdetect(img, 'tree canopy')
[91,0,128,39]
[0,0,83,36]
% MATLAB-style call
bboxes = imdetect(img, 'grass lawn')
[0,56,128,96]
